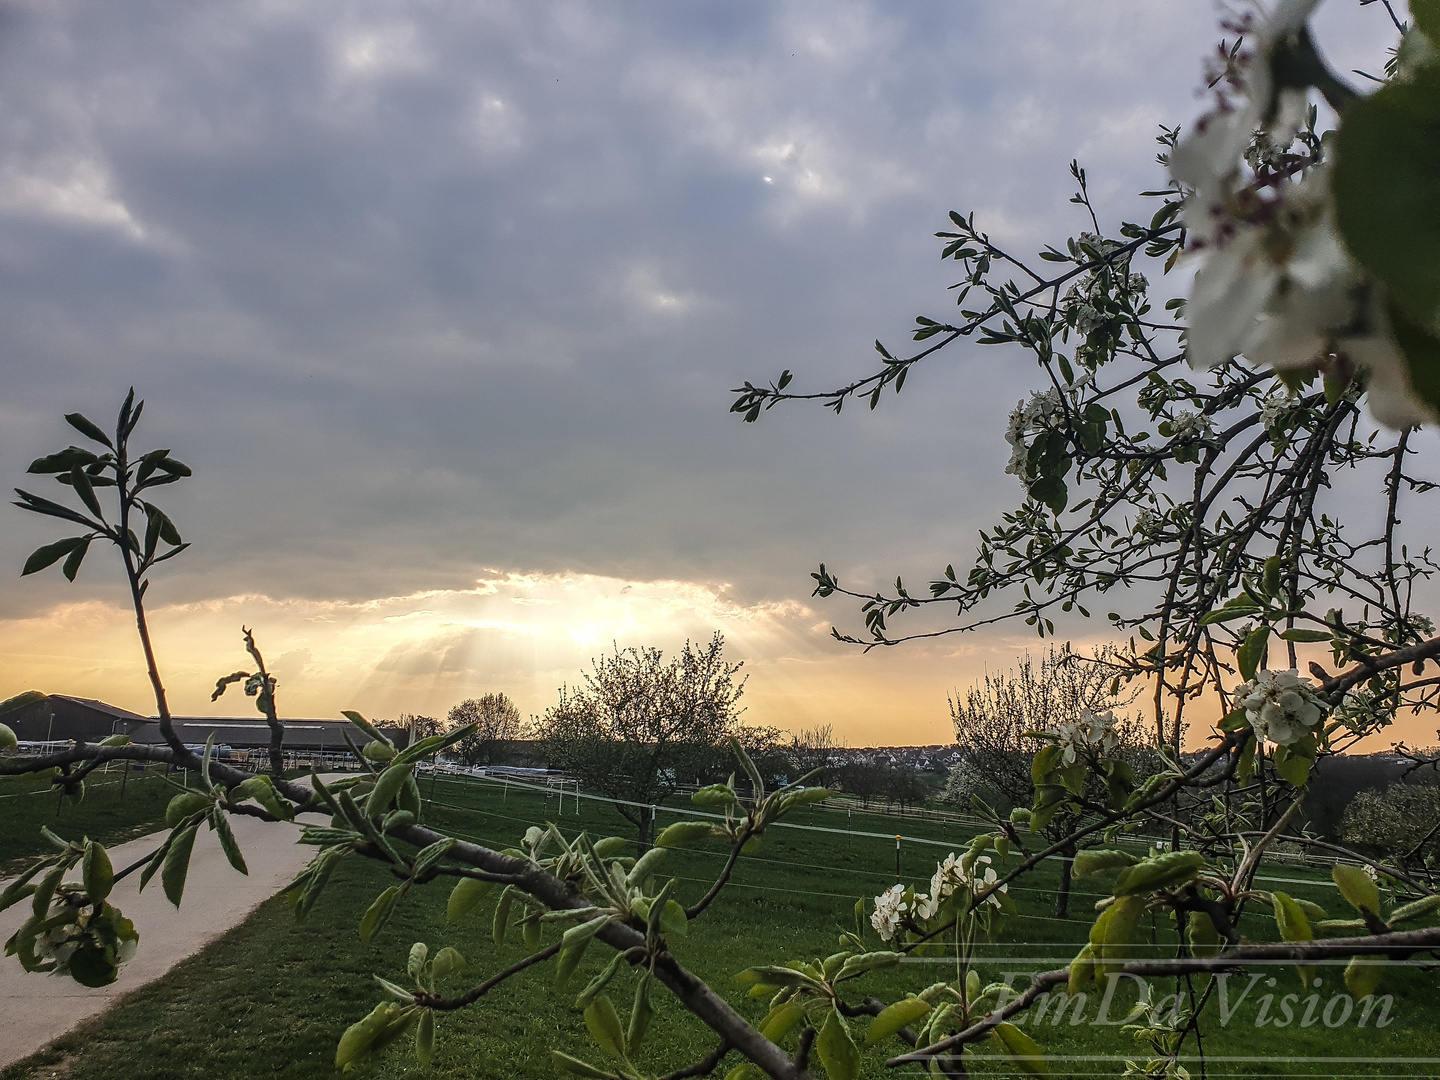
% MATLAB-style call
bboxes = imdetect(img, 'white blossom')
[912,892,939,921]
[927,852,1008,910]
[929,851,965,903]
[1053,708,1121,765]
[1003,388,1065,486]
[1236,668,1327,746]
[1133,508,1163,540]
[1259,390,1293,429]
[1171,1,1435,429]
[1169,410,1214,442]
[871,884,909,941]
[974,863,1007,908]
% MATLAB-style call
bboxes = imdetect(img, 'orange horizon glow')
[2,570,1434,754]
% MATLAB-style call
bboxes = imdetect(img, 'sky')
[0,0,1425,749]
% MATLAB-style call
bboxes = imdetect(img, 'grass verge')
[3,773,1436,1079]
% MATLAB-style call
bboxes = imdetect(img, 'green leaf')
[21,536,86,577]
[729,734,765,801]
[208,809,248,875]
[1027,475,1068,514]
[392,723,475,767]
[1237,735,1257,785]
[64,412,114,448]
[138,830,175,895]
[1278,627,1330,643]
[1187,911,1223,958]
[1089,895,1145,974]
[583,996,628,1061]
[550,1052,617,1080]
[691,783,737,807]
[1072,849,1139,878]
[865,997,931,1045]
[165,791,210,829]
[446,877,493,924]
[359,885,402,942]
[653,820,722,848]
[14,488,103,530]
[989,1021,1048,1077]
[162,824,200,907]
[341,710,390,745]
[1112,851,1205,896]
[521,911,542,951]
[1273,891,1314,943]
[1387,892,1440,925]
[0,689,46,717]
[410,837,455,878]
[232,774,292,820]
[374,975,417,1003]
[67,942,119,988]
[757,999,806,1044]
[816,1008,860,1080]
[625,847,668,887]
[1332,864,1381,917]
[1237,625,1270,682]
[1031,743,1063,786]
[1334,65,1440,332]
[365,761,414,818]
[335,1003,417,1073]
[1262,556,1282,599]
[1273,891,1316,988]
[563,914,611,950]
[1272,744,1314,788]
[626,974,654,1056]
[1387,291,1440,416]
[431,946,465,979]
[1068,942,1096,993]
[414,1009,435,1066]
[1344,956,1385,999]
[834,950,903,981]
[67,467,104,520]
[0,858,52,914]
[82,841,113,902]
[1199,597,1262,626]
[575,950,628,1011]
[492,885,515,945]
[733,965,823,990]
[556,940,592,992]
[60,534,93,581]
[1414,0,1440,41]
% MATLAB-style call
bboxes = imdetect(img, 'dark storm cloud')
[0,1,1394,629]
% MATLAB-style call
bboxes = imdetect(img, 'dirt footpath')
[0,808,325,1069]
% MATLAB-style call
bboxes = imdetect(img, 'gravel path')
[0,805,327,1069]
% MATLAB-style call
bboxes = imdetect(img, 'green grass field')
[0,765,178,875]
[3,772,1436,1080]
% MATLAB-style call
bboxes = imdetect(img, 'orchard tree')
[446,693,523,767]
[7,6,1440,1080]
[1342,777,1440,875]
[534,633,750,851]
[945,645,1156,917]
[400,713,444,744]
[785,723,840,781]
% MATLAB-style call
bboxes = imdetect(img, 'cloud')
[0,0,1417,748]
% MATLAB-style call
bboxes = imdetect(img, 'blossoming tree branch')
[3,3,1440,1080]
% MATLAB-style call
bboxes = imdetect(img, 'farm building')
[0,692,405,758]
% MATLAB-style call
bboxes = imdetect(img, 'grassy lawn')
[0,765,177,875]
[3,773,1436,1079]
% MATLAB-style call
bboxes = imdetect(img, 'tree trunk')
[636,805,654,856]
[1054,841,1075,918]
